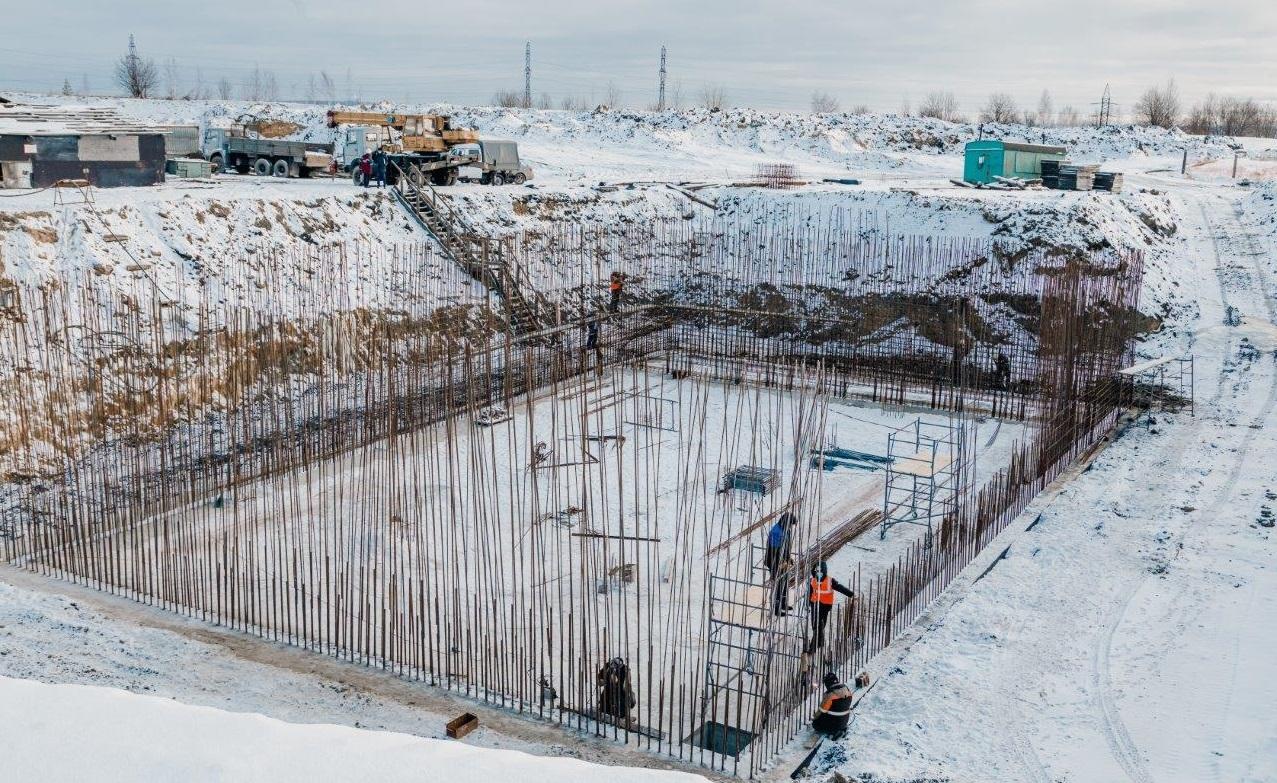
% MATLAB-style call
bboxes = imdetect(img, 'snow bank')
[0,676,707,783]
[1,93,1238,182]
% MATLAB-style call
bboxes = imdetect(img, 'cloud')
[2,0,1274,111]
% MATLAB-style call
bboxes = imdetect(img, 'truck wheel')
[407,167,426,188]
[445,169,458,186]
[209,153,224,174]
[491,173,506,186]
[351,168,364,186]
[513,172,526,185]
[253,158,271,176]
[272,159,290,177]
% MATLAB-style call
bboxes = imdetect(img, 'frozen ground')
[0,675,709,783]
[1,94,1275,781]
[46,364,1025,752]
[794,179,1277,782]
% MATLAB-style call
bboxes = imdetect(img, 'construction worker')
[371,148,387,188]
[584,318,603,375]
[806,561,853,653]
[765,512,795,615]
[608,271,625,313]
[811,672,853,738]
[995,351,1011,389]
[597,656,636,723]
[357,153,372,188]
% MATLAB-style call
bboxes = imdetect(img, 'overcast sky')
[3,0,1275,115]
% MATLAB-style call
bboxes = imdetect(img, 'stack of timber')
[1093,171,1124,192]
[1058,162,1098,191]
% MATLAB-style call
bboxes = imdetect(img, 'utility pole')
[524,42,532,109]
[658,45,667,111]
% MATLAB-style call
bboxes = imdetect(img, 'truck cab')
[339,126,392,171]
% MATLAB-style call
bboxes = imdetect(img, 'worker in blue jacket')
[765,512,795,614]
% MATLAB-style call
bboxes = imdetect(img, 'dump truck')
[201,128,334,177]
[328,110,531,186]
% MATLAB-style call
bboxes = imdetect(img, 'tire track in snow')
[1090,193,1277,783]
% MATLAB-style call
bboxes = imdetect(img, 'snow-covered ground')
[2,94,1275,782]
[803,179,1277,782]
[0,675,708,783]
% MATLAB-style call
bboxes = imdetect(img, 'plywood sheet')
[78,135,140,162]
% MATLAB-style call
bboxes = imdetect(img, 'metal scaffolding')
[879,417,967,542]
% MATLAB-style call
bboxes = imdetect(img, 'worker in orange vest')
[812,671,854,738]
[608,271,625,313]
[806,561,853,653]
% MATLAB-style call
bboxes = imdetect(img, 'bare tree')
[918,91,959,122]
[699,84,728,110]
[319,71,336,102]
[899,98,912,116]
[980,92,1020,124]
[80,73,91,95]
[243,68,263,101]
[164,57,180,99]
[114,34,159,98]
[1134,78,1181,128]
[810,91,839,113]
[492,89,524,107]
[603,81,622,108]
[216,77,233,101]
[61,78,73,96]
[849,104,870,115]
[538,92,554,110]
[1218,96,1263,135]
[183,68,209,100]
[668,80,684,110]
[1057,105,1080,127]
[1036,90,1055,127]
[261,70,279,101]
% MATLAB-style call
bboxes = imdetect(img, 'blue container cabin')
[963,140,1066,185]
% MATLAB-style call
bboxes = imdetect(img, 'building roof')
[0,103,182,137]
[964,139,1068,155]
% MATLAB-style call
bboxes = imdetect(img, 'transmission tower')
[1095,83,1113,127]
[524,42,532,109]
[658,45,667,111]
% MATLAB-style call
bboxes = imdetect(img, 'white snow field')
[0,675,709,783]
[807,182,1277,782]
[1,96,1275,781]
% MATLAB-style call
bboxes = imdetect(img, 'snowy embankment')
[801,180,1277,783]
[0,181,483,311]
[1,91,1241,184]
[0,676,708,783]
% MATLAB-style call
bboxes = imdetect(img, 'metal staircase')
[389,161,549,334]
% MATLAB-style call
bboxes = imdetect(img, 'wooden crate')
[165,158,213,178]
[446,712,479,739]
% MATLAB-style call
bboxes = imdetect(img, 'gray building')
[0,103,169,188]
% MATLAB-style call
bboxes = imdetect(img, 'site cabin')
[0,132,166,188]
[201,128,334,178]
[963,139,1066,185]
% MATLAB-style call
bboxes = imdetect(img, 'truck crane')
[327,110,532,187]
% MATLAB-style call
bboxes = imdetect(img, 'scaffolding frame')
[879,417,967,541]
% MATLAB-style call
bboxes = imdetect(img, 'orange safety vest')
[609,280,623,292]
[810,576,835,605]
